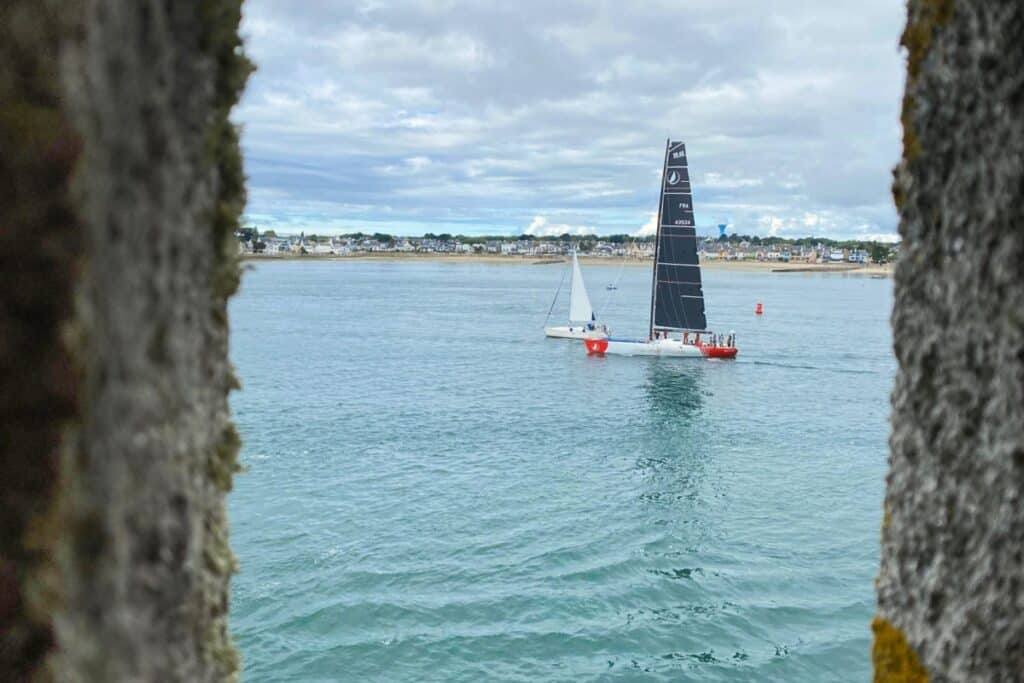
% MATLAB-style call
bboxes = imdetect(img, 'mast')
[650,139,707,334]
[648,139,670,340]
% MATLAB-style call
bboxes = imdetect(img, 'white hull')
[584,334,738,359]
[600,337,704,357]
[545,325,601,340]
[544,251,604,341]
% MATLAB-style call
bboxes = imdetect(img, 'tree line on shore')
[240,227,898,262]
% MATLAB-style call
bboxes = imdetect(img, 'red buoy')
[755,302,763,315]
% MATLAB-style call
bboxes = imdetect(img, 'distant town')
[235,228,900,265]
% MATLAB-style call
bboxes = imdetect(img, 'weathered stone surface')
[1,0,249,680]
[878,0,1024,680]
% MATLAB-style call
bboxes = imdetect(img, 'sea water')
[229,260,893,681]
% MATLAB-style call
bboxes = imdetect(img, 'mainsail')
[568,250,594,323]
[649,140,707,336]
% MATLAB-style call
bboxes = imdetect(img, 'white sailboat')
[544,250,607,340]
[584,139,738,359]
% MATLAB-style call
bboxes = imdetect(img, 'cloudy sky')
[237,1,906,239]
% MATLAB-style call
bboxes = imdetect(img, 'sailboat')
[584,140,738,359]
[544,250,607,340]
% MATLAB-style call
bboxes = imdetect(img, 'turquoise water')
[229,260,893,681]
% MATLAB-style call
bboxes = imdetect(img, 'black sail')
[649,140,707,334]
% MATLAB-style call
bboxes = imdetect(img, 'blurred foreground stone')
[878,0,1024,680]
[1,1,249,680]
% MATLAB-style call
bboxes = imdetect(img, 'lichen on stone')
[210,423,243,494]
[1,0,255,679]
[898,0,955,162]
[200,0,255,304]
[880,0,1024,680]
[872,617,929,682]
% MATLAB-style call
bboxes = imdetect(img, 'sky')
[237,1,906,240]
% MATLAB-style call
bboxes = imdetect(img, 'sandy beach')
[242,251,895,277]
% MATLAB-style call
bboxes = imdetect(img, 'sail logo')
[667,170,681,185]
[671,150,686,160]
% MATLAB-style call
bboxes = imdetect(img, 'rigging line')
[597,256,628,316]
[542,262,569,329]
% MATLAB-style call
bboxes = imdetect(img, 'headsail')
[568,250,594,323]
[649,140,707,335]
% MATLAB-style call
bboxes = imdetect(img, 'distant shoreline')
[241,252,894,277]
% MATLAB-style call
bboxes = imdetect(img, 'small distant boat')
[606,284,617,290]
[584,139,737,359]
[544,250,607,340]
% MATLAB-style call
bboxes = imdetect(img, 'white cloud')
[760,215,786,236]
[238,0,904,238]
[779,174,805,191]
[407,156,432,171]
[860,232,901,243]
[703,172,764,189]
[633,212,658,237]
[330,26,494,72]
[524,215,595,237]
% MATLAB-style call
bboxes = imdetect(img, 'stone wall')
[876,0,1024,680]
[0,1,250,680]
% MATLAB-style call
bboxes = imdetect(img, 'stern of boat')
[699,342,739,359]
[584,335,609,355]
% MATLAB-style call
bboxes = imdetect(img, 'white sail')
[568,250,594,323]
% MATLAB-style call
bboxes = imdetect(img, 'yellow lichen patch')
[195,2,250,675]
[898,0,955,163]
[900,92,922,164]
[199,0,254,304]
[891,170,906,212]
[209,423,242,493]
[901,0,954,81]
[872,617,929,682]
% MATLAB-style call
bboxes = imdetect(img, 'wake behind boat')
[584,139,737,359]
[544,250,608,339]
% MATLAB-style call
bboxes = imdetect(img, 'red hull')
[699,344,738,359]
[584,338,609,355]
